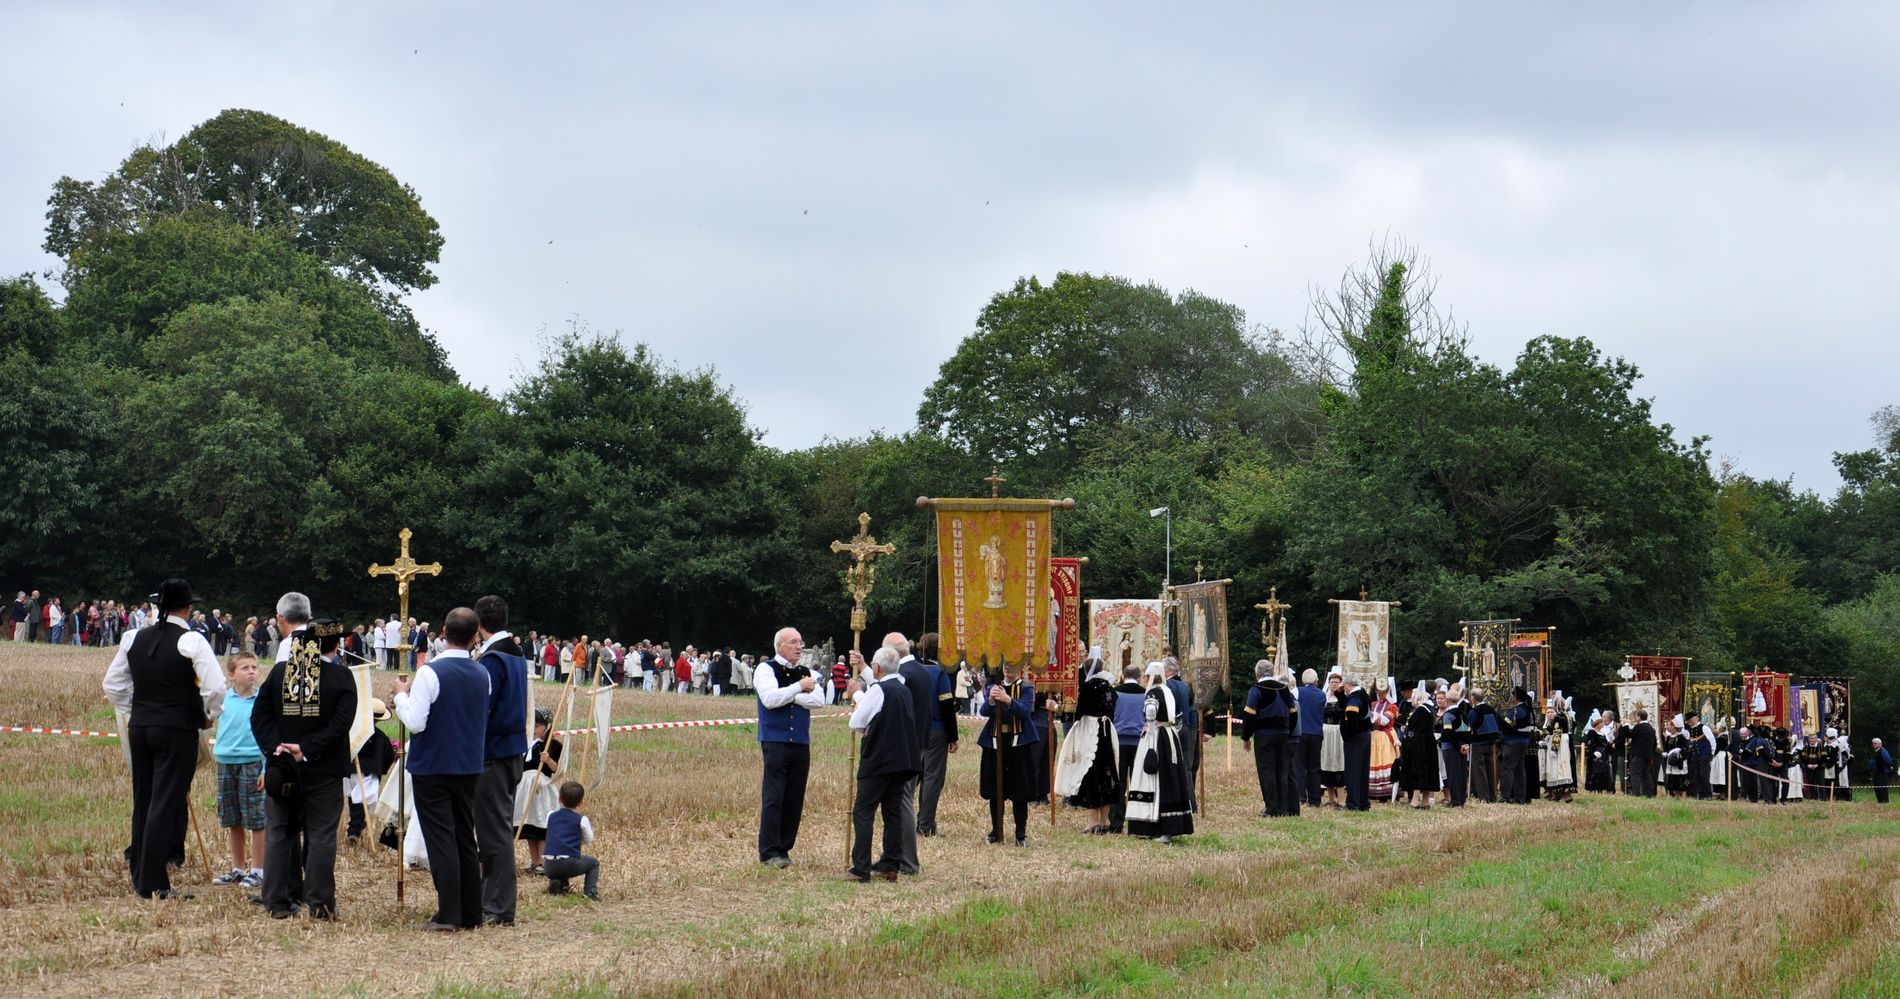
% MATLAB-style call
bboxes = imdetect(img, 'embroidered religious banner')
[1336,600,1394,690]
[1089,599,1165,676]
[1040,557,1085,706]
[1685,672,1735,728]
[1171,579,1231,706]
[1793,683,1823,740]
[1802,675,1852,736]
[1460,618,1514,708]
[1614,680,1661,729]
[1508,629,1552,701]
[1627,655,1689,720]
[1742,671,1791,730]
[930,498,1056,668]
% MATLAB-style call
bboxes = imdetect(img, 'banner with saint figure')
[1685,672,1735,727]
[1088,599,1164,676]
[1336,600,1393,690]
[933,499,1054,668]
[1508,629,1552,701]
[1796,675,1852,736]
[1460,618,1514,707]
[1627,655,1688,721]
[1742,671,1791,730]
[1171,579,1230,707]
[1614,680,1662,728]
[1041,556,1085,705]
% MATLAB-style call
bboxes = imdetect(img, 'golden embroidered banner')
[1172,579,1230,706]
[933,499,1054,668]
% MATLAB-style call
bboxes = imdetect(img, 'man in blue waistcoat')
[472,594,529,926]
[756,627,829,868]
[394,607,489,931]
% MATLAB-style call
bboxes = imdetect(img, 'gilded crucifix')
[367,527,442,656]
[831,512,895,653]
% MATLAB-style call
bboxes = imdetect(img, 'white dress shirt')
[102,613,227,722]
[754,656,830,710]
[393,649,487,732]
[848,672,904,731]
[475,630,513,658]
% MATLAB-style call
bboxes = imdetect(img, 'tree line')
[2,110,1895,743]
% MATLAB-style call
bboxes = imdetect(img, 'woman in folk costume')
[1319,669,1346,807]
[1775,729,1801,802]
[1709,717,1730,797]
[1126,663,1193,841]
[1662,715,1690,798]
[1367,678,1400,802]
[513,706,565,874]
[978,662,1041,846]
[1398,686,1440,808]
[1055,658,1123,834]
[1542,693,1575,802]
[1583,712,1614,792]
[1830,728,1853,801]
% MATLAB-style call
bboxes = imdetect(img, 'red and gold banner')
[1628,655,1689,720]
[1041,557,1084,704]
[933,499,1054,669]
[1743,671,1791,730]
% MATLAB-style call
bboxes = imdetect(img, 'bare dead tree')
[1292,234,1470,392]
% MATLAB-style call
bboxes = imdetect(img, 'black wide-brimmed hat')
[155,578,202,610]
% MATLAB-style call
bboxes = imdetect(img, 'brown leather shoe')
[873,869,898,882]
[841,871,870,883]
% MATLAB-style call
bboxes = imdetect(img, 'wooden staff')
[518,665,580,841]
[395,712,407,908]
[1047,692,1058,827]
[186,788,214,879]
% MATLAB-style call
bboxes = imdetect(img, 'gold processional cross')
[830,513,895,653]
[1255,585,1292,654]
[367,527,442,658]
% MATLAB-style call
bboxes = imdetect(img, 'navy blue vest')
[408,654,486,776]
[480,648,530,761]
[545,808,585,857]
[756,658,814,744]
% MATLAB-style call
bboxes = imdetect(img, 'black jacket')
[1627,722,1658,762]
[252,650,359,780]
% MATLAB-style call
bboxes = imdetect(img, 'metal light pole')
[1149,506,1171,591]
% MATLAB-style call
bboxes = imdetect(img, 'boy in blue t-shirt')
[212,652,267,887]
[543,781,598,901]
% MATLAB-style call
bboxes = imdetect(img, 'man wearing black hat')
[102,578,226,899]
[250,595,356,920]
[1499,687,1535,805]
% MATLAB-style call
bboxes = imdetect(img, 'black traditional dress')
[1126,684,1193,839]
[1320,696,1346,789]
[1399,702,1439,793]
[1585,729,1613,792]
[1055,674,1122,809]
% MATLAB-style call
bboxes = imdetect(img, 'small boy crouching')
[543,781,598,901]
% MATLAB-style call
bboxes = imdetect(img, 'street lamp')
[1148,506,1171,591]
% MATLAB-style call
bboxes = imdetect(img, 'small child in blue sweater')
[211,652,266,888]
[543,781,598,901]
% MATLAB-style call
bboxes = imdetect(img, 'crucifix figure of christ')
[830,512,895,654]
[1255,586,1292,658]
[367,527,442,658]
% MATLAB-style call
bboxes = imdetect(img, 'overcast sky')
[7,2,1896,491]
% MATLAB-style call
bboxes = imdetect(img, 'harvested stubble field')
[1,643,1897,999]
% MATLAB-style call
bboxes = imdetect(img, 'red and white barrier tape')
[1,725,119,738]
[4,712,848,741]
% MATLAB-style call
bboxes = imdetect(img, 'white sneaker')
[240,870,263,888]
[212,868,246,886]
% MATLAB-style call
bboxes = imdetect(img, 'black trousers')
[1300,734,1323,805]
[1629,756,1657,798]
[476,756,519,922]
[1343,731,1371,810]
[1500,742,1528,804]
[263,776,342,916]
[757,742,810,862]
[1108,741,1139,832]
[1252,735,1289,816]
[412,773,482,929]
[1690,757,1711,799]
[1441,745,1468,806]
[127,725,198,897]
[850,771,910,876]
[917,730,949,836]
[1875,776,1890,804]
[1471,743,1499,802]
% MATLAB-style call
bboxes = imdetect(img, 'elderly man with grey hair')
[754,627,830,868]
[843,645,922,881]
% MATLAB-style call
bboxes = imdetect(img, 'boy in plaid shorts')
[212,652,267,887]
